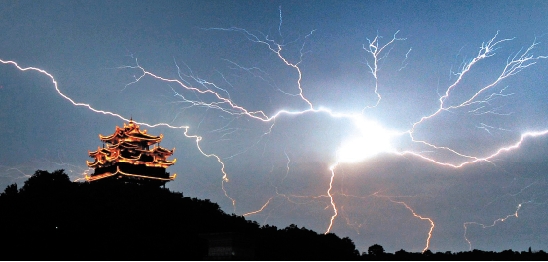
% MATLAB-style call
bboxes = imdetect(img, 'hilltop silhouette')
[1,169,547,260]
[0,170,358,260]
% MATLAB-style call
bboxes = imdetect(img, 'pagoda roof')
[87,147,176,168]
[99,120,163,146]
[85,166,176,182]
[88,142,175,156]
[86,119,177,185]
[149,146,175,155]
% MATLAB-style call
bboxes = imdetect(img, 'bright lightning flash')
[2,10,548,254]
[336,117,399,163]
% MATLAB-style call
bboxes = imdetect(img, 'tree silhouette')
[423,249,434,256]
[19,169,71,194]
[0,169,360,260]
[368,243,385,256]
[1,183,17,197]
[3,169,548,260]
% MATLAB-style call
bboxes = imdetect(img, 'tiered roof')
[85,120,176,183]
[86,143,176,168]
[85,166,176,182]
[99,120,163,145]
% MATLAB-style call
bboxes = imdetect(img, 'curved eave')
[86,158,116,168]
[88,146,111,157]
[99,124,163,145]
[100,135,162,146]
[118,158,176,168]
[88,156,176,168]
[117,142,140,149]
[129,132,163,140]
[98,126,124,141]
[85,166,176,182]
[87,151,120,167]
[86,160,98,167]
[96,141,138,151]
[117,167,176,181]
[85,172,116,182]
[151,146,175,155]
[115,152,176,165]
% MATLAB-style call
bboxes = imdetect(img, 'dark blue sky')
[2,0,548,253]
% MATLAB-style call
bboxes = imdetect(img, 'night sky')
[2,0,548,253]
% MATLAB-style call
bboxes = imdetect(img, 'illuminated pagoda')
[86,119,176,186]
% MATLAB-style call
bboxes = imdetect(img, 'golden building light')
[86,119,176,186]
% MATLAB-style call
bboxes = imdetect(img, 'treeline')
[361,243,548,260]
[0,170,358,260]
[1,170,547,260]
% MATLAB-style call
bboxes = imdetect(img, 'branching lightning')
[0,58,237,209]
[408,33,548,168]
[463,201,530,251]
[2,9,548,253]
[362,30,406,110]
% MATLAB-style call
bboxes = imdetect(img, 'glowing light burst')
[336,117,401,163]
[2,12,548,253]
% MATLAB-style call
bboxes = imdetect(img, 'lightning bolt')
[2,8,548,253]
[408,33,548,168]
[0,165,32,182]
[382,195,435,253]
[362,30,406,110]
[0,58,237,210]
[463,201,529,250]
[326,165,338,234]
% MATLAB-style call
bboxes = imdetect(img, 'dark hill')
[3,170,548,261]
[0,169,359,260]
